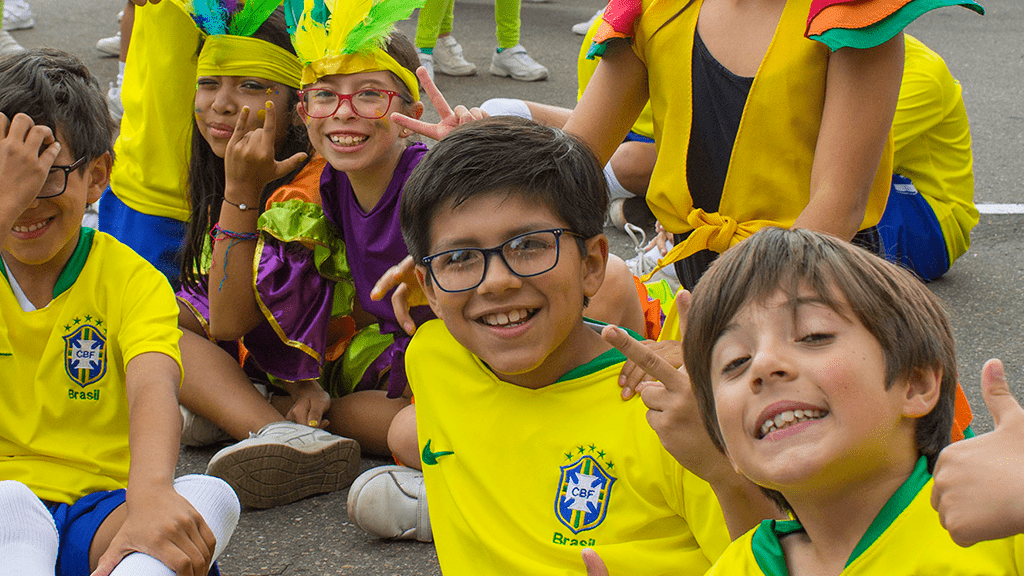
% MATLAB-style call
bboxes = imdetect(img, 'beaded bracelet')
[210,223,259,242]
[222,196,257,211]
[210,224,259,291]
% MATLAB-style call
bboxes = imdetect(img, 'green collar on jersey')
[750,456,931,576]
[0,227,95,299]
[555,319,644,383]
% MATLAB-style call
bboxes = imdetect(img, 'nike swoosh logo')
[422,439,454,466]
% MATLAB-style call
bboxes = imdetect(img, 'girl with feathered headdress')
[171,0,369,510]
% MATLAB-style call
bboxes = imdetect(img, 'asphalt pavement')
[8,0,1023,573]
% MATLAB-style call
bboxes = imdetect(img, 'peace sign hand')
[600,291,733,484]
[224,101,308,200]
[390,67,488,141]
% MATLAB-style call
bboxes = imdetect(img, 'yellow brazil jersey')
[707,457,1024,575]
[406,319,730,575]
[110,0,199,222]
[0,229,182,504]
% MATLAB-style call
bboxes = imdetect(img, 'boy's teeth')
[329,134,368,146]
[13,219,48,233]
[482,308,533,327]
[759,409,826,438]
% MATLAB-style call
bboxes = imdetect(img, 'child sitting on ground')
[353,116,776,573]
[0,49,239,576]
[679,227,1022,574]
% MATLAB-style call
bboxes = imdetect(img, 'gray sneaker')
[206,421,361,509]
[2,0,33,31]
[433,35,476,76]
[0,30,25,56]
[347,465,431,542]
[489,45,548,82]
[417,51,435,83]
[96,31,121,57]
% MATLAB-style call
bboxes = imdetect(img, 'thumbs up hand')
[932,359,1024,546]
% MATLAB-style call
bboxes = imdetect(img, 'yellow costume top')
[633,0,893,267]
[407,319,731,575]
[0,229,182,503]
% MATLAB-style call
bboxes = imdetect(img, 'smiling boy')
[0,49,238,576]
[389,117,774,574]
[682,227,1023,575]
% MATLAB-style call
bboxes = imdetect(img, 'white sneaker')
[96,31,121,57]
[0,30,25,56]
[107,81,123,123]
[206,421,361,509]
[2,0,33,31]
[347,465,431,542]
[489,45,548,82]
[433,35,476,77]
[417,51,435,83]
[180,405,234,447]
[573,9,604,35]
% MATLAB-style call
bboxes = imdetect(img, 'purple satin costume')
[320,143,436,398]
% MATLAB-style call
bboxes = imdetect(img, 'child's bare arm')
[564,40,648,167]
[207,101,307,340]
[797,34,904,240]
[91,352,217,576]
[932,359,1024,546]
[0,113,61,244]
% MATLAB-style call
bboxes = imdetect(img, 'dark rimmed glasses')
[422,228,584,293]
[39,156,87,199]
[297,88,410,120]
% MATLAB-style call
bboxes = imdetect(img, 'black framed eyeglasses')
[39,156,87,199]
[296,88,410,120]
[422,228,584,293]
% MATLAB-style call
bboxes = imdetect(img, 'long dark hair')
[180,8,311,291]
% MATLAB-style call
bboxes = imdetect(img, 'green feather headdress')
[286,0,424,97]
[169,0,304,88]
[170,0,282,37]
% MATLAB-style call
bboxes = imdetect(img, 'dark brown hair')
[684,228,957,504]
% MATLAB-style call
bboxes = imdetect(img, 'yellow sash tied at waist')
[641,210,779,281]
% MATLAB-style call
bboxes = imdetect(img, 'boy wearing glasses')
[347,117,769,574]
[0,49,239,575]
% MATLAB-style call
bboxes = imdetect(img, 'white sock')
[109,475,240,575]
[116,60,126,85]
[0,481,58,576]
[603,162,634,201]
[479,97,532,120]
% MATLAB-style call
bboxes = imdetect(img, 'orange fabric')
[633,275,663,340]
[264,154,327,208]
[807,0,912,36]
[324,315,357,362]
[950,382,974,442]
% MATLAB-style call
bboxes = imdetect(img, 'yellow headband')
[197,35,303,89]
[302,50,420,101]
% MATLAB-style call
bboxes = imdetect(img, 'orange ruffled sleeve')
[586,0,642,59]
[806,0,983,51]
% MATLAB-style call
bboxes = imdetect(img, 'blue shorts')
[622,131,655,144]
[45,489,220,576]
[46,489,126,576]
[97,187,187,288]
[876,174,949,281]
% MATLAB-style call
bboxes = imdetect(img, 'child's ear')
[901,366,943,418]
[417,264,444,318]
[85,152,112,204]
[581,234,609,299]
[407,100,425,121]
[296,101,308,125]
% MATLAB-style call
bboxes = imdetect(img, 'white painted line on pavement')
[977,204,1024,214]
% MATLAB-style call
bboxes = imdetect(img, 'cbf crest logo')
[63,317,107,387]
[555,445,617,534]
